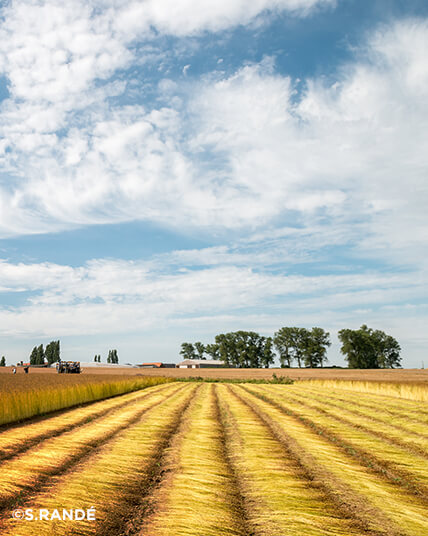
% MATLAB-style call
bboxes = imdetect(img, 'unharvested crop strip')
[216,384,368,536]
[247,385,428,500]
[0,376,173,426]
[233,385,428,536]
[0,383,184,515]
[138,384,251,536]
[1,384,197,536]
[0,383,175,464]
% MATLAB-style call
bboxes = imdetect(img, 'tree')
[338,325,378,369]
[30,346,38,365]
[107,349,119,364]
[304,327,331,368]
[30,344,45,365]
[274,327,309,368]
[0,356,5,367]
[293,328,310,368]
[261,337,275,368]
[180,343,197,360]
[194,342,206,360]
[373,331,401,369]
[338,325,401,369]
[94,355,100,362]
[205,343,220,360]
[215,333,238,367]
[274,327,295,367]
[214,331,271,368]
[54,340,60,362]
[45,340,60,364]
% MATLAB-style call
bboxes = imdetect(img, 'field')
[0,374,173,426]
[0,373,427,535]
[3,366,427,383]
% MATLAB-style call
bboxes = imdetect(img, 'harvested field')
[2,366,427,383]
[0,380,427,535]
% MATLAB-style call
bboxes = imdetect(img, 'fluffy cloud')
[0,10,427,264]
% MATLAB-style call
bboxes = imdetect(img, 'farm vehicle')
[56,361,81,374]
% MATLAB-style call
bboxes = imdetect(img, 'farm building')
[137,362,176,368]
[177,359,224,369]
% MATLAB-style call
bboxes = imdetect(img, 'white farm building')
[177,359,224,369]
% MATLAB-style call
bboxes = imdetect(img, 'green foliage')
[261,337,275,368]
[274,327,330,368]
[94,354,101,363]
[205,343,220,360]
[303,327,331,368]
[30,344,45,365]
[107,349,119,364]
[0,356,5,367]
[338,325,401,369]
[45,340,60,364]
[180,342,197,360]
[194,342,206,359]
[214,331,274,368]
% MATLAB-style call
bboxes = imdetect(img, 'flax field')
[0,379,427,535]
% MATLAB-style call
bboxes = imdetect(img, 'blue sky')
[0,0,427,367]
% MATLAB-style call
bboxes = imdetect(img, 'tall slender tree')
[45,340,60,364]
[30,346,38,365]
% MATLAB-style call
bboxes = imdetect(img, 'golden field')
[2,366,427,383]
[0,373,172,426]
[0,377,427,535]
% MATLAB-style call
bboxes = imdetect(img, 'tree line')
[29,340,60,365]
[180,325,401,369]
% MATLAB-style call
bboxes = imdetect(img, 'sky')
[0,0,427,367]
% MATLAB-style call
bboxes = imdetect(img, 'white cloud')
[1,14,427,264]
[0,252,425,333]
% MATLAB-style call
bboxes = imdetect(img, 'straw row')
[232,385,428,536]
[245,385,428,499]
